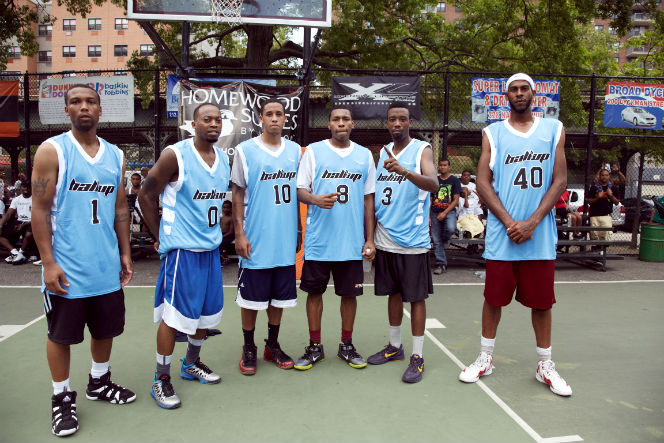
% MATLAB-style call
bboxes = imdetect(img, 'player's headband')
[505,73,535,93]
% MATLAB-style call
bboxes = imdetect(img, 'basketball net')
[209,0,243,26]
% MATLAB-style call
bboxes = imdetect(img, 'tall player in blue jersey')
[458,73,572,397]
[140,103,231,409]
[232,98,300,375]
[366,102,439,384]
[31,85,135,437]
[293,106,376,371]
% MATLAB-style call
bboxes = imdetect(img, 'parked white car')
[621,107,656,127]
[566,188,625,227]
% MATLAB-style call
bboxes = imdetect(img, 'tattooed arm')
[115,162,133,286]
[31,142,69,294]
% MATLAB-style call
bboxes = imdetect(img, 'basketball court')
[1,277,663,442]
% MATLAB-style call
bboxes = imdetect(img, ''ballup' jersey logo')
[68,179,116,196]
[483,117,562,261]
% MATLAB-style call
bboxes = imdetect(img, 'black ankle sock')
[267,323,280,346]
[242,328,255,348]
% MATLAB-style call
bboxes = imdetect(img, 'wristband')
[400,168,410,179]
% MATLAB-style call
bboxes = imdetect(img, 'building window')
[63,19,76,31]
[38,50,52,62]
[9,46,20,59]
[594,25,604,31]
[88,45,101,57]
[88,18,102,30]
[63,71,76,78]
[140,44,154,56]
[436,2,446,12]
[38,24,52,36]
[62,46,76,58]
[114,45,128,57]
[609,27,617,35]
[115,18,128,30]
[455,6,462,12]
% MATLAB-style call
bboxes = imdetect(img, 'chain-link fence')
[2,68,663,255]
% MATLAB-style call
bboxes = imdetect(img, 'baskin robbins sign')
[39,76,135,124]
[603,81,664,130]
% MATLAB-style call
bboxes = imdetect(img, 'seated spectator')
[220,200,234,265]
[555,190,583,238]
[0,179,8,216]
[457,186,484,239]
[0,182,36,264]
[650,196,664,225]
[587,169,619,241]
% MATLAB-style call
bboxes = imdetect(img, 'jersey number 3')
[513,167,543,189]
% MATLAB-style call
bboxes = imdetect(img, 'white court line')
[403,308,583,443]
[0,314,45,342]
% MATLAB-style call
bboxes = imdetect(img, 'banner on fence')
[38,76,134,124]
[167,75,277,119]
[603,81,664,130]
[470,77,561,123]
[331,76,421,120]
[0,81,19,137]
[179,81,304,163]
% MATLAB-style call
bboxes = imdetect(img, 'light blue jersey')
[236,136,300,269]
[43,131,123,299]
[374,139,431,249]
[158,138,230,254]
[301,140,374,261]
[483,117,562,261]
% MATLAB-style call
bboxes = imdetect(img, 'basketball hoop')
[209,0,244,26]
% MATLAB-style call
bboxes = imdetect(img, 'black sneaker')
[402,354,424,383]
[293,342,325,370]
[51,390,78,437]
[337,341,367,369]
[85,371,136,404]
[239,344,257,375]
[367,343,405,365]
[263,339,294,369]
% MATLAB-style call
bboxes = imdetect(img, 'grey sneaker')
[151,374,181,409]
[180,358,221,384]
[337,341,367,369]
[294,343,325,371]
[433,265,443,275]
[402,354,424,383]
[367,343,405,365]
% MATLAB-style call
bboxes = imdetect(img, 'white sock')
[10,248,18,255]
[536,346,552,362]
[52,378,70,395]
[412,336,424,357]
[389,325,401,348]
[90,360,110,378]
[156,352,172,366]
[187,337,204,347]
[480,336,495,355]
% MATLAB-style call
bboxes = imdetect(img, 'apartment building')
[4,0,154,75]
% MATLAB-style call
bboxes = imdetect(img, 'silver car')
[621,107,656,127]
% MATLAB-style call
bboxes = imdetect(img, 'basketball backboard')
[126,0,331,27]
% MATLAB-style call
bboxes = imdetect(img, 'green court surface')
[0,283,663,443]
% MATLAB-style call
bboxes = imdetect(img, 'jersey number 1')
[90,199,100,224]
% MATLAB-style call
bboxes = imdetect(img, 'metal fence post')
[583,74,596,217]
[23,73,31,180]
[154,69,161,162]
[631,150,645,248]
[442,70,450,161]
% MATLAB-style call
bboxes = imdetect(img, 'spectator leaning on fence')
[587,169,619,241]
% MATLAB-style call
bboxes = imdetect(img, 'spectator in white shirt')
[0,182,35,264]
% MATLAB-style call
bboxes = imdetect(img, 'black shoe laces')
[159,375,175,397]
[194,359,213,374]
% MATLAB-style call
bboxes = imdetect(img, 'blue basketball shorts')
[154,248,224,334]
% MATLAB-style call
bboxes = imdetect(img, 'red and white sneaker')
[536,360,572,397]
[459,351,493,383]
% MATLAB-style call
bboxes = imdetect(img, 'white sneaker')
[33,259,42,266]
[5,248,18,263]
[459,351,494,383]
[536,360,572,397]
